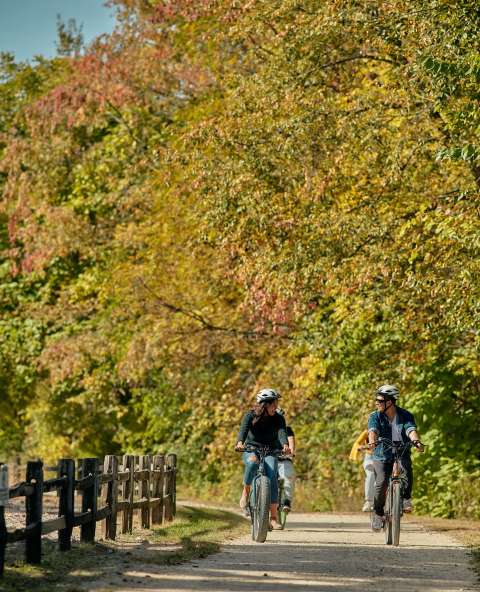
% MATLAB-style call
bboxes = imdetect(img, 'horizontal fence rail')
[0,453,177,575]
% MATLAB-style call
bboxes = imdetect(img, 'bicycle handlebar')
[235,445,284,455]
[377,437,425,452]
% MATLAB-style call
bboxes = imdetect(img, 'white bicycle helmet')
[256,388,281,404]
[376,384,399,400]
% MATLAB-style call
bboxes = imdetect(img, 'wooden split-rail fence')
[0,453,177,576]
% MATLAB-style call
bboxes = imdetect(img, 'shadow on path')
[2,512,477,592]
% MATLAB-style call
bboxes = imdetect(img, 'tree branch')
[136,279,293,340]
[301,53,399,86]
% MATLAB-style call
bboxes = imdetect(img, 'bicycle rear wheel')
[384,485,393,545]
[277,481,287,530]
[391,481,402,546]
[252,475,271,543]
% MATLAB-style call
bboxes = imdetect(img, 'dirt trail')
[84,512,478,592]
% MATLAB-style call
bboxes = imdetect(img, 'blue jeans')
[242,451,279,503]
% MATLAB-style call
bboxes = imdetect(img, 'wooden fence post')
[164,456,172,522]
[0,507,6,576]
[80,458,98,544]
[165,454,177,520]
[122,455,134,534]
[151,455,164,525]
[163,463,171,522]
[140,455,151,529]
[58,459,75,552]
[25,460,43,564]
[104,455,118,540]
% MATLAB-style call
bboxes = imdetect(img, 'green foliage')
[55,15,84,57]
[0,0,478,517]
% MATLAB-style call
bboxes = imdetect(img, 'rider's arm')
[288,435,295,456]
[277,415,290,452]
[236,411,253,448]
[408,429,420,442]
[407,429,424,451]
[367,412,379,447]
[286,426,295,456]
[404,411,424,450]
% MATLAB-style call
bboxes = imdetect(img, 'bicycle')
[277,454,294,529]
[372,437,422,546]
[237,445,282,542]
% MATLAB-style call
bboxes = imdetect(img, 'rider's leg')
[363,456,375,507]
[263,455,279,520]
[402,455,413,497]
[372,460,393,516]
[280,459,296,504]
[241,452,259,507]
[240,485,251,500]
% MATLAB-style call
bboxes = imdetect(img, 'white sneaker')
[403,498,413,513]
[362,500,373,512]
[371,513,383,531]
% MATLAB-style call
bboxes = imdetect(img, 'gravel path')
[82,512,478,592]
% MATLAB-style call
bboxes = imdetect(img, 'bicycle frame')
[379,437,414,546]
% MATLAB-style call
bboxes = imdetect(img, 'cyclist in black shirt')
[235,388,290,529]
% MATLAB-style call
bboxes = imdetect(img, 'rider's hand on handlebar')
[282,444,291,455]
[412,440,425,453]
[235,441,245,452]
[367,441,377,450]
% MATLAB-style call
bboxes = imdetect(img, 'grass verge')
[0,505,249,592]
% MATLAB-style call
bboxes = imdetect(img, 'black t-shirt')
[237,410,288,448]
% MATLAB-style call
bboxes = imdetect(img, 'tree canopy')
[0,0,479,517]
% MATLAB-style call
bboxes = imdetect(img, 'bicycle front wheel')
[252,475,271,543]
[384,485,393,545]
[391,481,402,546]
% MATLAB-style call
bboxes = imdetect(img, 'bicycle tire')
[384,485,393,545]
[252,475,271,543]
[247,491,254,526]
[391,481,402,546]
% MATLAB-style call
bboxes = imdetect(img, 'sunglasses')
[375,399,386,404]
